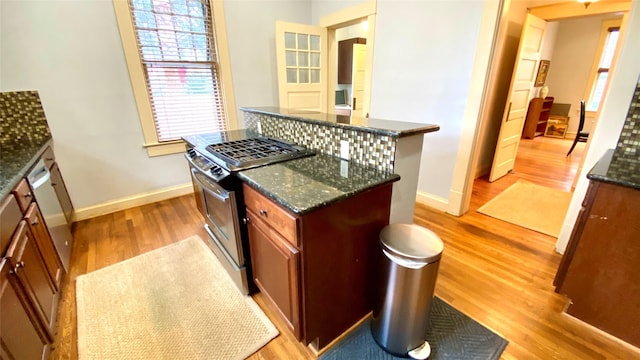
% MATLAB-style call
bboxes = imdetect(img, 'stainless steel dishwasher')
[28,158,73,271]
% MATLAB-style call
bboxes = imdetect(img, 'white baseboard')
[73,183,193,222]
[415,190,449,212]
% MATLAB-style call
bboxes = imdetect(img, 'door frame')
[449,0,632,217]
[319,2,376,116]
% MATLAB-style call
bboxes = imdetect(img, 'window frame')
[583,18,622,116]
[113,0,237,157]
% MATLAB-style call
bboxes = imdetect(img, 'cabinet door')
[5,221,57,341]
[246,209,301,339]
[0,259,49,360]
[25,202,64,290]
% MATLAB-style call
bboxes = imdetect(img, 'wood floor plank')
[49,137,639,359]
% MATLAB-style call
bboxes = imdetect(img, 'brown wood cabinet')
[13,178,35,213]
[1,151,70,358]
[243,182,392,349]
[523,96,553,139]
[554,181,640,347]
[5,221,58,341]
[337,38,366,84]
[246,207,301,337]
[0,259,50,360]
[1,195,22,255]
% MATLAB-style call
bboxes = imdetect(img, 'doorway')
[463,1,631,218]
[448,1,633,255]
[320,3,376,118]
[274,3,376,116]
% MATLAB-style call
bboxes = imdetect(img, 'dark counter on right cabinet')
[554,149,640,348]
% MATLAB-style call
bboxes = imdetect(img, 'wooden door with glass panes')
[275,21,327,112]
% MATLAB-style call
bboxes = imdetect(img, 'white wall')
[311,0,370,24]
[223,0,310,127]
[0,0,309,211]
[556,1,640,253]
[369,0,486,200]
[0,0,191,210]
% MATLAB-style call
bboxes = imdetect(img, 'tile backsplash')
[610,75,640,181]
[244,112,397,172]
[0,90,51,145]
[615,75,640,156]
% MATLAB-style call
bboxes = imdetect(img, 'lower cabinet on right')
[554,180,640,348]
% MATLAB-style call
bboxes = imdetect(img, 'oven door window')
[191,169,243,265]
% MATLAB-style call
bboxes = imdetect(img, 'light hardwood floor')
[50,137,639,359]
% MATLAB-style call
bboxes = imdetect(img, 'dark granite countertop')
[241,107,440,138]
[587,149,640,190]
[238,153,400,215]
[0,137,52,199]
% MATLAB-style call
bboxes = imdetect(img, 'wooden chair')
[567,100,589,156]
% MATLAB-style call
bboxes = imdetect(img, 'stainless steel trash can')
[371,224,444,357]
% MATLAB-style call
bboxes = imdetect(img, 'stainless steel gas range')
[183,130,314,294]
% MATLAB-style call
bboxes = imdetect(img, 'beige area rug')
[76,236,278,360]
[477,179,572,237]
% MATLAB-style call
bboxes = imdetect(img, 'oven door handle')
[191,168,230,202]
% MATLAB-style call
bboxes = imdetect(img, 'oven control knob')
[211,166,223,175]
[187,149,197,158]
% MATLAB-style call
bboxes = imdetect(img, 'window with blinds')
[128,0,227,142]
[586,24,621,112]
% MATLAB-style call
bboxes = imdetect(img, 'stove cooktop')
[204,137,314,171]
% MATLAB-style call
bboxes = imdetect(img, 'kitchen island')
[240,107,440,223]
[184,128,400,350]
[238,151,401,350]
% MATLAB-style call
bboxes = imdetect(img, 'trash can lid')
[380,224,443,263]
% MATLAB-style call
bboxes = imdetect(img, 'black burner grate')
[206,137,310,168]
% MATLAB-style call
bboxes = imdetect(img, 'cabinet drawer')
[243,184,298,246]
[12,178,34,213]
[1,194,22,255]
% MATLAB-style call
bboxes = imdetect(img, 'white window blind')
[129,0,227,142]
[587,27,620,112]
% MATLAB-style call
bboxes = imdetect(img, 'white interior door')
[275,21,327,112]
[351,43,367,118]
[489,14,547,182]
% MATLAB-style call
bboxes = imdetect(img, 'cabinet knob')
[14,261,25,271]
[259,209,268,216]
[24,192,32,198]
[243,217,250,225]
[31,218,39,226]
